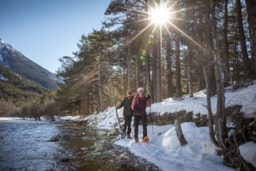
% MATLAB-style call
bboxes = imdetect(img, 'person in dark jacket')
[131,87,151,142]
[117,91,134,138]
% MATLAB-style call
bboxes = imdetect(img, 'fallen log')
[175,119,187,146]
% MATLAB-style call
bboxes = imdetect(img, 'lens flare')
[149,5,171,25]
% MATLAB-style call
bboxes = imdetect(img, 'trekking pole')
[109,77,122,131]
[114,105,122,130]
[157,129,169,136]
[150,105,155,134]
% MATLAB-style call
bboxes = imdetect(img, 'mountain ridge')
[0,38,59,90]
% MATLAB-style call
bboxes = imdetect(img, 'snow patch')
[0,74,8,81]
[0,41,5,50]
[85,107,124,129]
[115,123,235,171]
[239,142,256,167]
[150,84,256,118]
[59,115,81,121]
[0,117,24,121]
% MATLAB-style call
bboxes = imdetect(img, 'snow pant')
[134,114,147,139]
[123,115,132,136]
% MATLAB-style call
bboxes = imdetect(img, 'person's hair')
[137,87,144,92]
[127,91,132,95]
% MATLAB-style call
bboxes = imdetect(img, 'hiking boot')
[142,136,150,143]
[127,134,131,139]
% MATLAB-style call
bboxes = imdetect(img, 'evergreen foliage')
[57,0,255,117]
[0,63,46,107]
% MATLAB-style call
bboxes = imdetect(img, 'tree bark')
[152,37,157,102]
[223,0,230,83]
[145,0,153,100]
[127,47,131,91]
[153,0,162,102]
[135,60,139,89]
[206,39,216,97]
[202,65,219,147]
[155,28,162,102]
[175,119,187,146]
[245,0,256,75]
[166,38,173,97]
[187,44,193,97]
[236,0,251,75]
[175,35,182,98]
[209,0,228,151]
[98,53,104,112]
[146,54,153,100]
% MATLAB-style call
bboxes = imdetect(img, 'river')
[0,118,160,171]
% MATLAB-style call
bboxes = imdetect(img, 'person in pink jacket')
[131,87,151,142]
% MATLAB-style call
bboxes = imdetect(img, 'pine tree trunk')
[245,0,256,75]
[207,52,216,97]
[155,28,162,102]
[223,0,230,83]
[146,54,153,100]
[166,38,173,97]
[202,65,219,147]
[153,0,162,102]
[145,0,153,100]
[152,38,157,102]
[175,35,182,98]
[123,62,127,95]
[135,60,139,89]
[127,47,131,91]
[187,44,193,97]
[199,68,205,90]
[205,4,216,96]
[236,0,251,75]
[209,0,227,151]
[98,53,104,112]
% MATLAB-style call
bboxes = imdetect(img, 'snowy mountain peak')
[0,38,5,50]
[0,39,59,90]
[0,38,4,43]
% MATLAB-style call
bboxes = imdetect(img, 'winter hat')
[137,87,144,92]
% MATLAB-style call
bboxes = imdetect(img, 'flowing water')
[0,118,160,171]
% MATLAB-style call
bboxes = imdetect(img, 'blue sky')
[0,0,111,73]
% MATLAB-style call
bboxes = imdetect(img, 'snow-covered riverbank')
[1,85,255,170]
[57,84,256,170]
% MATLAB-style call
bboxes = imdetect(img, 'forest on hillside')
[0,63,61,118]
[57,0,255,116]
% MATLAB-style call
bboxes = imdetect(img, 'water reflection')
[0,119,75,171]
[0,119,161,171]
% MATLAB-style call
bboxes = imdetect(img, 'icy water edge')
[0,119,160,171]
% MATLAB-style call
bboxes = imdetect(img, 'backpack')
[134,96,147,115]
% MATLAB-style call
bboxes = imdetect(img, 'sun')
[149,5,171,25]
